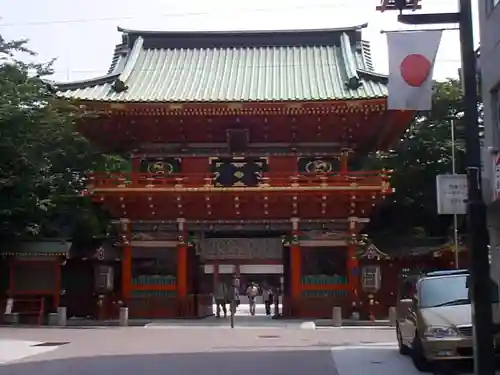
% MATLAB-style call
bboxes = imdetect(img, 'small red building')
[10,24,415,320]
[353,239,468,319]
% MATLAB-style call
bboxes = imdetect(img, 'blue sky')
[0,0,479,83]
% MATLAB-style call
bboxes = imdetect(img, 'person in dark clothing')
[213,281,228,318]
[262,284,273,316]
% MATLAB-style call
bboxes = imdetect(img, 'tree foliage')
[366,79,470,242]
[0,35,126,241]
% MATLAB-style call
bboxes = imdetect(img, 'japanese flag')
[387,30,442,111]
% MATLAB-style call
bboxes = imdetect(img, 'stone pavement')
[145,314,314,330]
[0,326,495,374]
[142,302,311,329]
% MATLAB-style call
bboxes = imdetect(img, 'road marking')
[0,340,61,365]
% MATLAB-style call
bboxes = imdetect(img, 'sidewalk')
[0,339,61,364]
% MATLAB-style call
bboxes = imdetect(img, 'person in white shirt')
[246,282,259,316]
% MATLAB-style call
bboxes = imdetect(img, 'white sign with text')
[436,174,468,215]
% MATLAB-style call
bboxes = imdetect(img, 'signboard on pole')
[494,153,500,200]
[436,174,468,214]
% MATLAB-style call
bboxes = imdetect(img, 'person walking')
[213,281,227,318]
[262,283,273,316]
[246,282,259,316]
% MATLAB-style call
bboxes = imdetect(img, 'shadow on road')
[2,349,337,375]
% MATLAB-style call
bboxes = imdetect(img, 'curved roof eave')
[116,23,369,36]
[53,73,121,91]
[357,69,389,84]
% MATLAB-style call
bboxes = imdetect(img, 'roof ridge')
[115,36,144,90]
[116,23,369,36]
[107,42,129,74]
[340,33,361,90]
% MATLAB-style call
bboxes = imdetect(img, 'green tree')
[0,35,126,241]
[366,79,468,243]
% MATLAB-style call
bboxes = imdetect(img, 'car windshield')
[419,275,470,308]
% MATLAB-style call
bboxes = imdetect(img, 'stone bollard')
[119,307,129,326]
[57,306,67,326]
[332,306,342,327]
[48,313,58,326]
[4,313,19,325]
[388,307,397,326]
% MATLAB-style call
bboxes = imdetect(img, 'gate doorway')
[195,237,287,314]
[202,263,284,305]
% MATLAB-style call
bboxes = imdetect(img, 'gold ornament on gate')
[305,159,332,173]
[148,161,174,175]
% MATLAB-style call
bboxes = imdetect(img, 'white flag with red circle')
[386,30,442,111]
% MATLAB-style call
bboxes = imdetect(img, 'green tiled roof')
[56,24,388,103]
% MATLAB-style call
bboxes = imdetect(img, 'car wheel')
[411,333,431,372]
[397,325,411,355]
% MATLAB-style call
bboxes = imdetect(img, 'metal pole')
[230,276,239,329]
[458,0,495,373]
[230,299,235,329]
[451,119,460,269]
[396,1,494,372]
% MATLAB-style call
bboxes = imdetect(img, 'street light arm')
[397,12,460,25]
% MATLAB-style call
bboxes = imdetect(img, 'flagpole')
[451,118,460,269]
[396,0,495,373]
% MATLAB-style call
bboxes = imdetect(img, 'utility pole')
[377,0,494,373]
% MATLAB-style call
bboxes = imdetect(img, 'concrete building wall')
[479,0,500,196]
[479,0,500,318]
